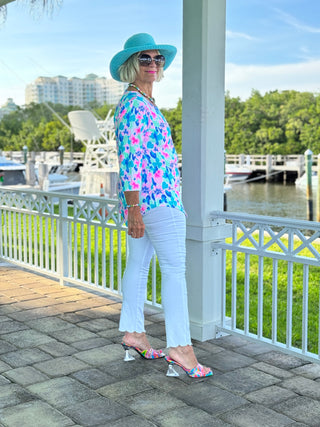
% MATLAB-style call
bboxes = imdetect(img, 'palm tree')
[0,0,62,22]
[0,0,15,6]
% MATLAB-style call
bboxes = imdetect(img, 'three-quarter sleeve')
[116,98,148,192]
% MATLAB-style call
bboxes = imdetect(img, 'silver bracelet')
[127,203,140,208]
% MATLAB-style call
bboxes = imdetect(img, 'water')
[226,182,317,221]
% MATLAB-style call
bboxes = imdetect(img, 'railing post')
[58,145,65,165]
[298,154,304,178]
[22,145,28,164]
[25,152,37,186]
[58,197,69,286]
[266,154,272,181]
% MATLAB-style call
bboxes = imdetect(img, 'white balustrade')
[0,188,160,308]
[212,210,320,361]
[1,188,320,359]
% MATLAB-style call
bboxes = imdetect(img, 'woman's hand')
[127,206,145,238]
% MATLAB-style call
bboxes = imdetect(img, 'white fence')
[1,189,320,360]
[212,210,320,361]
[0,188,160,307]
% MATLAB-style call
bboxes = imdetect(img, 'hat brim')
[109,44,177,82]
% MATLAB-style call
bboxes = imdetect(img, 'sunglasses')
[138,53,166,68]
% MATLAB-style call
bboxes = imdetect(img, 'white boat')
[225,164,252,183]
[0,156,26,186]
[295,171,318,188]
[45,172,81,195]
[0,156,81,196]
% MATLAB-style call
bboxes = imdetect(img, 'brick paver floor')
[0,263,319,426]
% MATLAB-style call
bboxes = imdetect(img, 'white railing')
[1,150,85,164]
[212,210,320,361]
[0,188,161,307]
[225,153,317,173]
[2,188,320,359]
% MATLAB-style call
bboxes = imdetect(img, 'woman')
[110,33,212,378]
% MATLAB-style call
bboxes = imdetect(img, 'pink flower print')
[119,154,124,162]
[154,170,163,184]
[131,136,140,145]
[132,181,140,190]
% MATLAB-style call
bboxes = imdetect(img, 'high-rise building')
[0,98,18,121]
[25,74,126,107]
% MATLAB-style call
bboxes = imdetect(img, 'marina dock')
[225,154,318,183]
[1,151,318,184]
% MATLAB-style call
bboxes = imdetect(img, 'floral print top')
[114,91,185,221]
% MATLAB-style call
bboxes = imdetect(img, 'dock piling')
[305,149,313,221]
[317,153,320,222]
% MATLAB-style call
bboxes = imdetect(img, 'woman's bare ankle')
[168,345,198,370]
[123,332,150,350]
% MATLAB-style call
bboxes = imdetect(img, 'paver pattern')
[0,263,319,426]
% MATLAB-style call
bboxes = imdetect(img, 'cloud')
[226,60,320,99]
[275,8,320,34]
[226,30,259,41]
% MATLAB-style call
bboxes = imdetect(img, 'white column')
[182,0,230,341]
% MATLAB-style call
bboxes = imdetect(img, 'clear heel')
[121,342,165,360]
[166,364,179,377]
[124,348,135,362]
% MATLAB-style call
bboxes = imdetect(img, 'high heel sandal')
[121,342,165,361]
[165,356,213,378]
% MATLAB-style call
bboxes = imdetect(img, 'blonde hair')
[119,51,164,83]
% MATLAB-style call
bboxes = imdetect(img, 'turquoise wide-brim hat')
[109,33,177,82]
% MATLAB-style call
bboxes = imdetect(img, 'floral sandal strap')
[140,347,165,359]
[187,363,213,378]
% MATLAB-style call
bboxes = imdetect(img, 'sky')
[0,0,320,108]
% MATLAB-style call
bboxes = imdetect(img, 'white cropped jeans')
[119,206,192,348]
